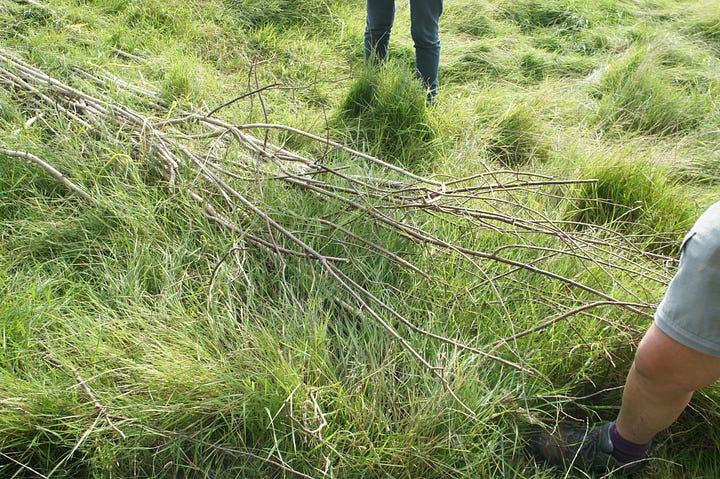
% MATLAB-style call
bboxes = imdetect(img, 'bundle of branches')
[0,47,672,416]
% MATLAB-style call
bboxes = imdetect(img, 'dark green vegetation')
[1,0,719,477]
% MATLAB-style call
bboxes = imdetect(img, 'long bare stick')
[0,452,49,479]
[0,148,96,205]
[491,301,652,350]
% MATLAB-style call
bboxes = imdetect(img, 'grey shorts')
[654,201,720,357]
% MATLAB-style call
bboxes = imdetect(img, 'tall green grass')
[683,0,720,47]
[335,64,441,170]
[223,0,344,30]
[593,38,715,135]
[478,98,551,167]
[570,155,696,253]
[1,0,719,477]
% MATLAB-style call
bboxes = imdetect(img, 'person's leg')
[617,202,720,445]
[534,202,720,472]
[409,0,443,98]
[365,0,395,64]
[533,322,720,472]
[615,322,720,445]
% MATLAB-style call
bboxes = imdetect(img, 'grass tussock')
[158,55,209,103]
[223,0,343,30]
[444,2,497,37]
[593,39,714,135]
[498,0,591,33]
[683,0,720,47]
[478,99,551,167]
[335,64,440,170]
[571,155,696,252]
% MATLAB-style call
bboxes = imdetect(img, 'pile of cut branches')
[0,46,672,418]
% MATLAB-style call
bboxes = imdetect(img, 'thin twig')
[0,452,49,479]
[205,83,282,118]
[44,355,128,440]
[491,301,652,350]
[0,148,96,204]
[15,0,50,9]
[138,425,318,479]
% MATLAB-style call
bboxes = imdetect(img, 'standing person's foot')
[426,92,437,107]
[532,422,646,474]
[425,92,437,107]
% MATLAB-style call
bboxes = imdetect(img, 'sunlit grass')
[334,63,441,170]
[1,0,719,477]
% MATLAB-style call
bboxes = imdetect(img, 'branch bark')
[0,148,96,205]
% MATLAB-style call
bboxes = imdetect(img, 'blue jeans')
[364,0,443,97]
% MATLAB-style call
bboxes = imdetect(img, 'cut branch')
[0,148,96,205]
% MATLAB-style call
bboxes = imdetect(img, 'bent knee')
[633,324,720,392]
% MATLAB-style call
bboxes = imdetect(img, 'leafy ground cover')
[1,0,719,477]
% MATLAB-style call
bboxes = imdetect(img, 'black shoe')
[426,92,438,107]
[532,422,642,474]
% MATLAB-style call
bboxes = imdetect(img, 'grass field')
[1,0,719,477]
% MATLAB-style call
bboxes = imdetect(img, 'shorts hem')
[655,316,720,358]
